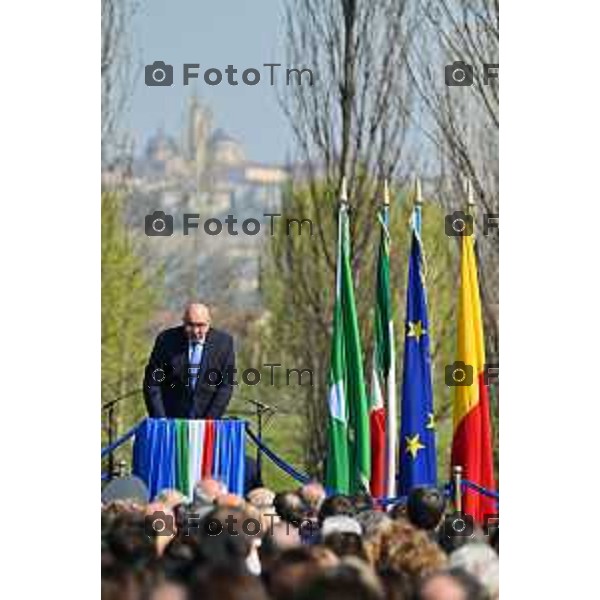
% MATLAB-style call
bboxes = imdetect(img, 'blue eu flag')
[398,207,437,495]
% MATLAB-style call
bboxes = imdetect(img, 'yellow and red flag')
[451,231,496,523]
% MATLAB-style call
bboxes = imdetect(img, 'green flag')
[325,193,371,494]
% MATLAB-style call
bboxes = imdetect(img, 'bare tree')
[265,0,420,474]
[102,0,139,168]
[409,0,499,351]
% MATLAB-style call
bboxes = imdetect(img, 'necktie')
[189,342,203,390]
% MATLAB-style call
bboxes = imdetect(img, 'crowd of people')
[102,477,499,600]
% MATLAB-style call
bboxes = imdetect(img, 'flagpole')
[465,177,475,216]
[337,177,348,293]
[383,179,397,498]
[414,177,423,235]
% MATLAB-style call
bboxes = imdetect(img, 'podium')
[132,418,246,499]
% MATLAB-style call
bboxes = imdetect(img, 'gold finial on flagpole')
[415,177,423,207]
[383,179,390,207]
[466,178,475,208]
[340,176,348,204]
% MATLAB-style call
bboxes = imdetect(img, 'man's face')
[183,306,211,342]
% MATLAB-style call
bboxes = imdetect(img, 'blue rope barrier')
[245,427,311,484]
[244,430,499,505]
[101,420,144,459]
[377,495,408,507]
[462,479,500,501]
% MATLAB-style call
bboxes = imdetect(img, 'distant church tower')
[184,95,212,192]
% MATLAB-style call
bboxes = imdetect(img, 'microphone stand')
[245,399,276,484]
[102,388,141,481]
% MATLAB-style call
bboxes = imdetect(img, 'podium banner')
[132,418,246,499]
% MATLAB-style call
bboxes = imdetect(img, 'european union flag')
[398,207,437,495]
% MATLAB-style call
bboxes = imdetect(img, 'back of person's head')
[102,510,158,600]
[193,478,226,506]
[192,565,269,600]
[295,559,384,600]
[406,486,447,531]
[386,528,447,583]
[363,517,417,571]
[323,531,368,561]
[352,492,375,513]
[299,481,326,513]
[264,546,327,600]
[449,543,499,600]
[102,476,150,507]
[378,568,414,600]
[246,486,276,509]
[388,500,408,521]
[273,491,307,524]
[318,494,354,524]
[416,568,490,600]
[355,510,393,540]
[102,510,157,571]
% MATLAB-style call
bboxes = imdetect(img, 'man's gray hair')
[449,542,499,599]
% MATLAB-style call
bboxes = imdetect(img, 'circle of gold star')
[407,320,427,342]
[426,412,436,430]
[405,433,426,459]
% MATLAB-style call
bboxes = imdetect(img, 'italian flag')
[370,191,397,498]
[451,226,497,522]
[325,183,371,494]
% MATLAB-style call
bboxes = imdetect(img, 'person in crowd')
[294,558,385,600]
[298,481,327,517]
[406,486,447,533]
[415,568,490,600]
[263,546,334,600]
[448,543,499,600]
[318,494,355,524]
[193,478,227,506]
[273,491,309,526]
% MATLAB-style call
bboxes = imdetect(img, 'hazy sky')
[127,0,293,164]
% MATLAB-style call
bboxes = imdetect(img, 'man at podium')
[143,303,235,419]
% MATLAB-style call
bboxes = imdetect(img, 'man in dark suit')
[143,303,235,419]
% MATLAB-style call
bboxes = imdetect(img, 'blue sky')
[127,0,293,164]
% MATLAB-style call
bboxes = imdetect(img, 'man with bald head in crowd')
[143,303,235,419]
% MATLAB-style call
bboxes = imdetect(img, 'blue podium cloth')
[132,418,246,499]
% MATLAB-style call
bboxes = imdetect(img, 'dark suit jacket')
[143,326,235,419]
